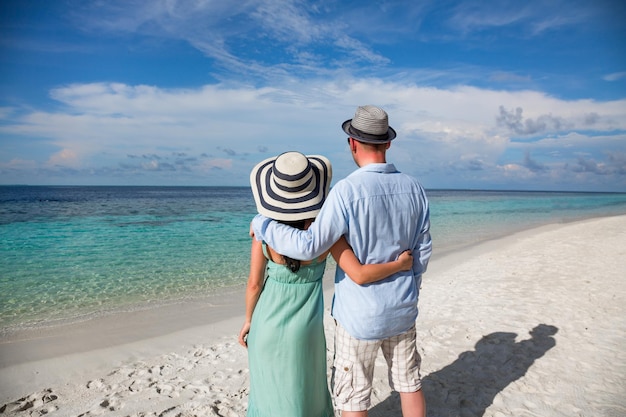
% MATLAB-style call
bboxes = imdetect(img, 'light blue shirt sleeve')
[251,188,348,260]
[413,205,432,279]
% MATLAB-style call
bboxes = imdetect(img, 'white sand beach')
[1,215,625,417]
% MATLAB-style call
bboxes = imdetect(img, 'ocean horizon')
[2,185,626,334]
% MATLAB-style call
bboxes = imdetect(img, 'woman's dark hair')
[278,219,308,272]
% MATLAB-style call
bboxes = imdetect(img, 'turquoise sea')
[2,186,626,334]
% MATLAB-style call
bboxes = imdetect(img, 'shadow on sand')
[369,324,558,417]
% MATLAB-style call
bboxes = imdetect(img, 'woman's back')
[245,244,334,417]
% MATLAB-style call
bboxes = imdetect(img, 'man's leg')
[341,412,368,417]
[382,326,425,417]
[400,390,426,417]
[332,322,380,414]
[339,391,425,417]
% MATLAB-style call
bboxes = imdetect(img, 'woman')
[239,152,413,417]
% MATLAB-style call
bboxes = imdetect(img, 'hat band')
[272,161,314,193]
[348,124,390,141]
[275,175,313,193]
[265,167,322,204]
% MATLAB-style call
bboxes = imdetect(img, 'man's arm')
[251,188,348,260]
[413,205,432,277]
[251,214,334,260]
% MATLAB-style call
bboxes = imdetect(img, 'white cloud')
[447,0,594,36]
[0,158,37,170]
[47,149,80,167]
[251,0,324,44]
[604,72,626,82]
[68,0,390,79]
[203,158,233,170]
[2,76,625,189]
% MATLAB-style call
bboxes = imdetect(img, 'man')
[251,105,432,416]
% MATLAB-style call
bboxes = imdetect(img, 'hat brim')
[342,119,396,143]
[250,154,332,221]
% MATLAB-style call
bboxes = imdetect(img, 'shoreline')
[0,210,621,337]
[1,214,625,415]
[0,215,575,363]
[2,209,614,341]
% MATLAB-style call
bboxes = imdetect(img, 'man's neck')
[352,139,389,167]
[356,153,386,167]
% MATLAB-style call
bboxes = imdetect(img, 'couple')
[238,105,432,417]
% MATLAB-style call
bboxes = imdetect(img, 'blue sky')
[1,0,625,191]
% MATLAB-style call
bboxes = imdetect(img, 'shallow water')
[2,186,625,331]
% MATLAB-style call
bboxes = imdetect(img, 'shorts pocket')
[331,359,355,405]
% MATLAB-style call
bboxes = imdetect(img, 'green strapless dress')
[246,245,334,417]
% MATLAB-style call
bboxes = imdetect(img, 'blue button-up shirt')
[252,163,432,340]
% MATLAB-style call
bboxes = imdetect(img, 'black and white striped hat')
[250,151,332,221]
[342,105,396,143]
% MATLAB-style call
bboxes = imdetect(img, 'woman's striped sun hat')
[250,151,332,221]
